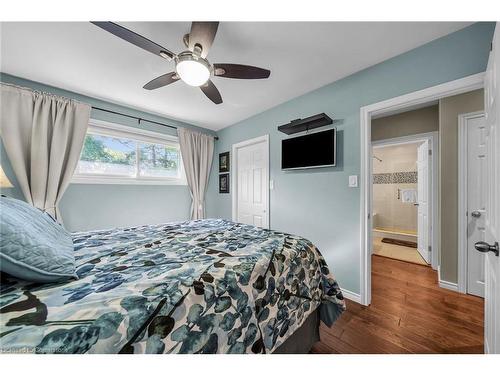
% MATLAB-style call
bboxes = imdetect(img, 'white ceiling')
[1,22,471,131]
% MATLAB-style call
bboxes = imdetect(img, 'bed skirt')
[273,308,320,354]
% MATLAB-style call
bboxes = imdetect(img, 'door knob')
[474,241,499,256]
[471,210,482,218]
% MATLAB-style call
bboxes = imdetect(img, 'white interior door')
[417,140,431,263]
[234,137,269,228]
[467,115,487,298]
[482,24,500,354]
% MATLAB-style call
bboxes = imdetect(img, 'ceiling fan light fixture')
[175,53,211,87]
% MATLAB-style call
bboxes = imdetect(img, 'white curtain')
[177,127,215,220]
[0,83,91,221]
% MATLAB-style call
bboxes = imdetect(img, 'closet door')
[234,136,269,229]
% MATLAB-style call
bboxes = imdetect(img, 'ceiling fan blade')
[91,21,175,60]
[213,64,270,79]
[188,22,219,58]
[143,72,179,90]
[200,80,223,104]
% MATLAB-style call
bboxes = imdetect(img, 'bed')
[0,219,345,354]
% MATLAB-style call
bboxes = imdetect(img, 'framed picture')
[219,173,229,194]
[219,151,230,173]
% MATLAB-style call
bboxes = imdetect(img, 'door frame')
[359,72,484,306]
[457,111,486,294]
[372,132,439,269]
[231,134,270,229]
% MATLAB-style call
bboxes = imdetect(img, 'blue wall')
[0,73,215,231]
[206,22,496,293]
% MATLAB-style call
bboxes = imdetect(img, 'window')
[73,120,186,185]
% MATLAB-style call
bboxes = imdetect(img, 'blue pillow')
[0,196,76,282]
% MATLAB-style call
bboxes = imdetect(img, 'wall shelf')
[278,113,334,135]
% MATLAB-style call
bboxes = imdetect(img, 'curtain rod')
[92,106,218,140]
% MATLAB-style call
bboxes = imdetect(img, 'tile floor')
[372,237,427,265]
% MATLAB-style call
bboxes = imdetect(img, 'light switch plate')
[349,175,358,188]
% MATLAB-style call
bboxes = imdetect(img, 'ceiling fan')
[91,21,271,104]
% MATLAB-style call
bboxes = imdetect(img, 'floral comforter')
[0,219,345,354]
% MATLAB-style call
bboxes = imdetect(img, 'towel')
[401,189,417,203]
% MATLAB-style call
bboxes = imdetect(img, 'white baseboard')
[341,288,362,304]
[438,279,459,292]
[438,266,459,292]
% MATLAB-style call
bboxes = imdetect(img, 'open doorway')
[371,139,433,266]
[359,73,485,306]
[329,73,488,354]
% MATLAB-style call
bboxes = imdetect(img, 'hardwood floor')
[311,255,484,354]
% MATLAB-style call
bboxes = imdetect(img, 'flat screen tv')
[281,129,336,170]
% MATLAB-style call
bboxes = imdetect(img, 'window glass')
[139,142,180,178]
[77,134,136,176]
[74,123,185,185]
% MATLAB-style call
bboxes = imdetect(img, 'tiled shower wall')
[372,143,420,233]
